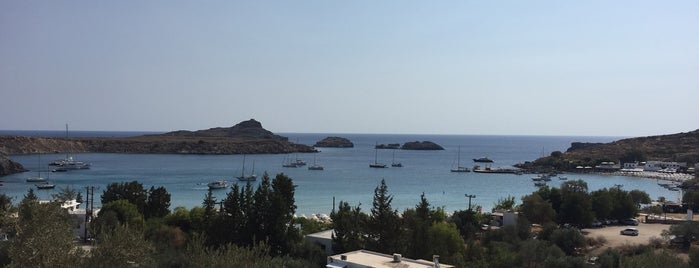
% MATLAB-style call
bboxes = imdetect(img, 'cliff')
[0,119,315,155]
[0,149,26,176]
[314,137,354,148]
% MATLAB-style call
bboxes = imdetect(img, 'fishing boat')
[369,143,387,168]
[207,180,228,189]
[450,146,470,172]
[237,156,257,181]
[308,154,324,170]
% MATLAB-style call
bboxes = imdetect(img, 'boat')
[391,150,402,167]
[283,155,307,168]
[236,155,257,181]
[36,182,55,190]
[27,154,47,182]
[534,181,547,187]
[207,180,228,189]
[473,164,520,174]
[558,176,568,180]
[473,157,494,163]
[308,154,324,170]
[50,125,91,170]
[369,143,387,168]
[450,146,470,172]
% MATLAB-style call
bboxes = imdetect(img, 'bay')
[0,132,682,216]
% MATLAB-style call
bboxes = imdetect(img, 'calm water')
[0,132,681,215]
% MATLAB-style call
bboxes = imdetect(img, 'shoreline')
[585,171,694,183]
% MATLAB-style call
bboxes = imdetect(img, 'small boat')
[36,182,55,190]
[534,181,547,187]
[391,150,402,167]
[558,176,568,180]
[451,146,470,172]
[27,176,47,182]
[51,168,68,172]
[283,156,306,168]
[369,143,388,168]
[236,155,257,181]
[207,180,228,189]
[473,157,494,163]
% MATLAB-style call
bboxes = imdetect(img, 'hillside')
[523,129,699,172]
[0,119,315,156]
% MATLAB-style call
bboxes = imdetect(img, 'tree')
[83,224,155,267]
[427,222,466,266]
[251,173,273,246]
[145,186,171,219]
[331,201,366,253]
[101,181,148,215]
[52,185,78,202]
[591,189,613,220]
[366,179,403,254]
[547,228,586,255]
[268,173,299,255]
[520,193,555,224]
[8,200,82,267]
[558,180,593,226]
[404,193,433,260]
[493,195,516,212]
[629,190,651,208]
[449,209,482,240]
[93,199,144,236]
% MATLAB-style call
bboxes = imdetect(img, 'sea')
[0,131,682,216]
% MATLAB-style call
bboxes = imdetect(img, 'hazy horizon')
[2,1,697,137]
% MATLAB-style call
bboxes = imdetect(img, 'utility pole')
[83,185,95,243]
[465,194,476,211]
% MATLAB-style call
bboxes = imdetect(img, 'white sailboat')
[391,149,402,167]
[50,124,91,171]
[237,155,257,181]
[451,146,470,172]
[27,154,47,182]
[369,143,387,168]
[308,153,324,170]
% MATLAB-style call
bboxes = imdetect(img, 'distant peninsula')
[0,119,316,156]
[519,129,699,172]
[314,137,354,148]
[0,149,26,176]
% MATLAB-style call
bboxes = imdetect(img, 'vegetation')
[0,174,694,267]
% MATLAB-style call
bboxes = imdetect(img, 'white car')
[620,228,639,236]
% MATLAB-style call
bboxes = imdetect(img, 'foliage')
[366,179,403,254]
[52,185,78,202]
[519,192,556,224]
[662,222,699,249]
[101,181,148,215]
[330,201,366,253]
[449,209,483,240]
[83,224,155,268]
[92,199,144,236]
[426,222,466,266]
[8,199,83,268]
[145,186,171,219]
[547,228,585,255]
[558,180,594,226]
[492,195,516,212]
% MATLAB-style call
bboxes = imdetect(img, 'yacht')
[473,157,494,163]
[236,155,257,181]
[36,182,56,190]
[451,146,470,172]
[207,180,228,189]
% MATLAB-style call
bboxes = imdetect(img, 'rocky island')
[0,149,26,176]
[314,137,354,148]
[401,141,444,150]
[0,119,315,157]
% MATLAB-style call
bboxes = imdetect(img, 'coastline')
[588,171,694,183]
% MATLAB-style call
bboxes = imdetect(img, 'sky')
[1,1,697,137]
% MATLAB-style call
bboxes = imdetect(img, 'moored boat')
[207,180,228,189]
[236,155,257,181]
[473,157,494,163]
[451,146,470,172]
[36,182,55,189]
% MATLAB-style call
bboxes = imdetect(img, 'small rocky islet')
[313,137,354,148]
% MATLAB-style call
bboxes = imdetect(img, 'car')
[621,218,639,226]
[620,228,639,236]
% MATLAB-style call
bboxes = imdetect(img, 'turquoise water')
[0,133,681,215]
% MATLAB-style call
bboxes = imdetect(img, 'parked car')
[621,218,639,226]
[620,228,639,236]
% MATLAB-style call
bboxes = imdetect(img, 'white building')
[643,161,687,172]
[327,250,453,268]
[306,229,334,254]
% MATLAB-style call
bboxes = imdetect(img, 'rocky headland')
[0,149,26,176]
[401,141,444,150]
[519,129,699,173]
[0,119,316,156]
[314,137,354,148]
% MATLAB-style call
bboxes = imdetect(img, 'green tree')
[404,193,433,260]
[330,201,366,253]
[492,195,516,212]
[520,193,556,224]
[366,179,403,254]
[8,200,82,268]
[591,189,613,220]
[547,228,585,255]
[426,222,465,266]
[145,186,171,219]
[558,180,593,226]
[449,209,482,240]
[93,199,144,236]
[51,185,78,202]
[101,181,148,214]
[268,173,299,255]
[84,224,155,268]
[629,190,651,208]
[251,173,273,246]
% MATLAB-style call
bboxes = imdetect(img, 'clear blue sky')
[1,1,697,136]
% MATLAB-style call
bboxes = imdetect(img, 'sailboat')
[451,146,470,172]
[50,124,91,171]
[369,143,387,168]
[27,154,47,182]
[36,161,55,189]
[236,155,257,181]
[308,153,324,170]
[391,150,402,167]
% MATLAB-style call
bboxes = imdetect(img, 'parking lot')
[583,222,672,251]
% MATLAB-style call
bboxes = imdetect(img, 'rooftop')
[327,250,453,268]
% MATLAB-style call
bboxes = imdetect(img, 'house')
[327,250,453,268]
[643,161,687,172]
[491,211,518,227]
[306,229,334,254]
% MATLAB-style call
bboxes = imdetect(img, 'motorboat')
[207,180,228,189]
[36,182,56,190]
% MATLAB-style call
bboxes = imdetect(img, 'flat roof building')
[327,250,453,268]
